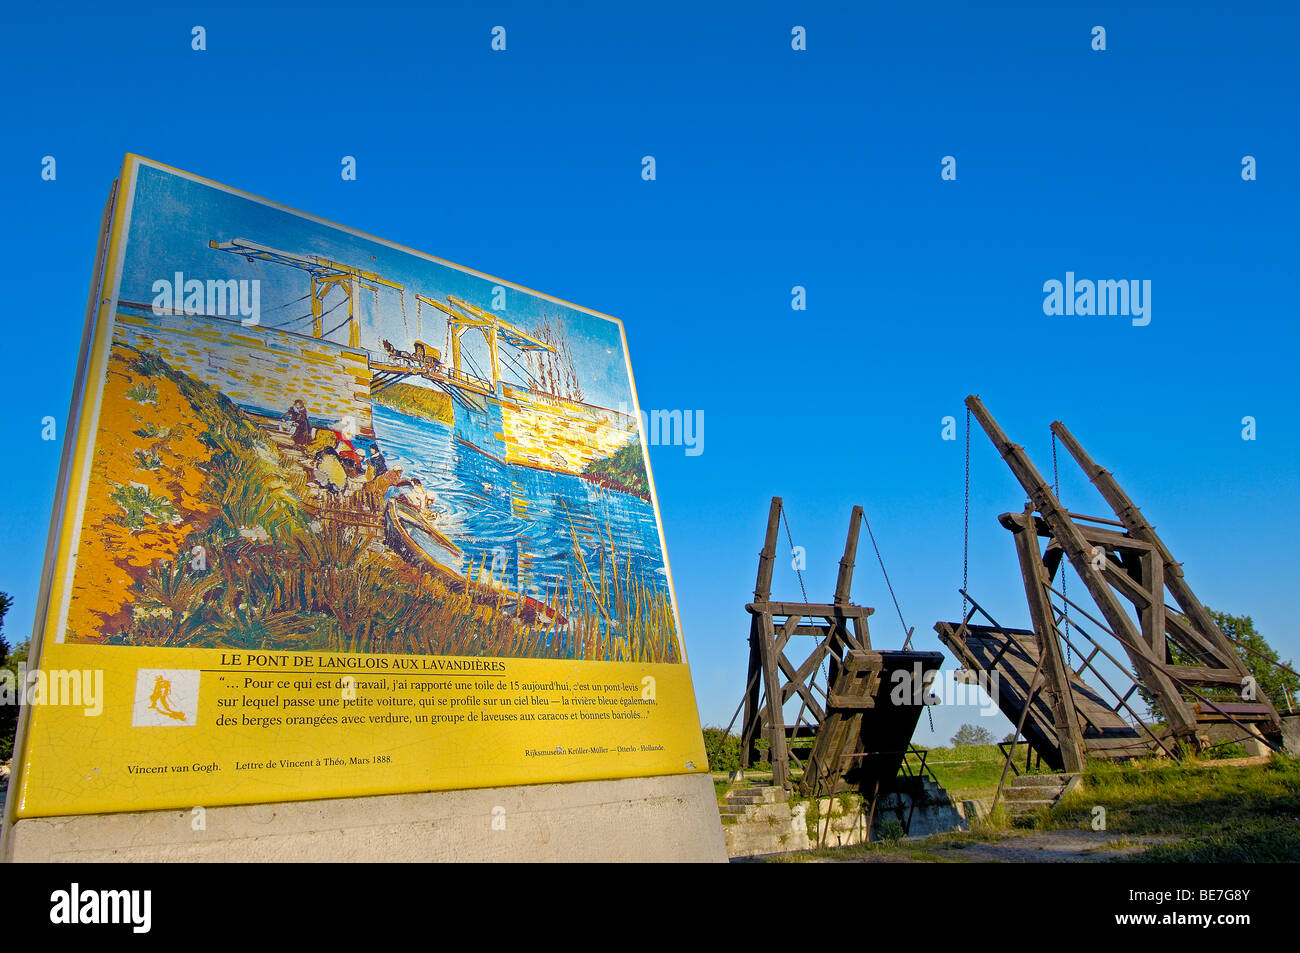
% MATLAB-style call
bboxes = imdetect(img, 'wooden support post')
[743,498,783,771]
[736,498,936,798]
[740,616,761,769]
[759,611,790,789]
[834,505,863,605]
[755,497,781,602]
[1140,551,1166,662]
[1007,508,1086,774]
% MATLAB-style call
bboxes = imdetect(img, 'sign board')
[10,155,709,819]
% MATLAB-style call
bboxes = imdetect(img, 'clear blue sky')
[2,1,1297,746]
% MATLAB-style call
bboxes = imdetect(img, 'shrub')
[878,818,905,845]
[702,727,741,773]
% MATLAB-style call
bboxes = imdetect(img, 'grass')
[764,840,952,863]
[922,743,1055,800]
[558,506,679,662]
[754,752,1300,863]
[767,819,1011,864]
[1043,752,1300,861]
[1087,837,1144,853]
[1124,819,1297,862]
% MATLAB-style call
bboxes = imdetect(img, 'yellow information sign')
[11,156,708,818]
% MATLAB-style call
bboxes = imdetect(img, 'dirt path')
[802,829,1178,863]
[921,830,1173,863]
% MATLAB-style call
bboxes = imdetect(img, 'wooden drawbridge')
[935,396,1285,774]
[730,498,943,801]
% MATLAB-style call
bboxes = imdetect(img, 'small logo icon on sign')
[132,669,200,726]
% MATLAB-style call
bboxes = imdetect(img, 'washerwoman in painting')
[313,447,348,496]
[283,399,312,448]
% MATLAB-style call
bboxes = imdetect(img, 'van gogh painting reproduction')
[63,158,681,663]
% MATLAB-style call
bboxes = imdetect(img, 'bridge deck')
[935,621,1161,769]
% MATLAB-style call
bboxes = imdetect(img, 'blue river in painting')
[362,403,670,608]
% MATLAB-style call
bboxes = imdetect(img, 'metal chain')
[1052,431,1072,666]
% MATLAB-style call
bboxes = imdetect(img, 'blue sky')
[2,1,1297,745]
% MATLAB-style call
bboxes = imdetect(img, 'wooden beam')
[747,602,873,618]
[1103,546,1227,661]
[1007,509,1086,773]
[1002,512,1154,552]
[1051,422,1264,697]
[1162,665,1243,685]
[834,505,863,605]
[776,650,827,723]
[1141,551,1166,663]
[740,615,762,769]
[754,497,782,603]
[758,611,790,789]
[850,613,871,652]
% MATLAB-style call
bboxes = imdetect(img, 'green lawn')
[922,743,1053,800]
[714,743,1047,802]
[1046,754,1300,862]
[757,752,1300,862]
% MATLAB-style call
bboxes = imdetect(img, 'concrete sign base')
[3,773,726,863]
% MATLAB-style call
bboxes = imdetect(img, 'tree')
[951,723,993,747]
[0,592,16,762]
[1138,606,1298,724]
[1211,609,1299,712]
